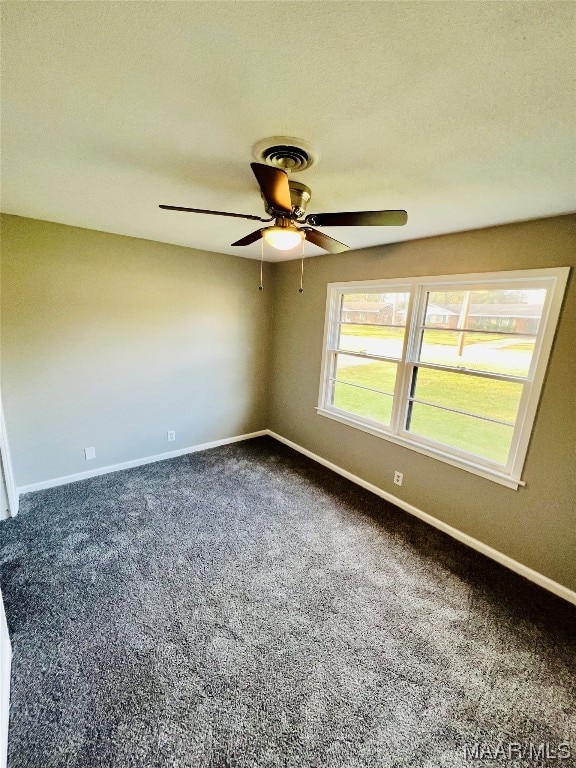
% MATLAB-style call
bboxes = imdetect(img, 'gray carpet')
[0,436,574,768]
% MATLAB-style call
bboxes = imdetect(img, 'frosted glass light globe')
[263,226,304,251]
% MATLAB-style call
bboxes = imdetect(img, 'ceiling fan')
[159,162,408,254]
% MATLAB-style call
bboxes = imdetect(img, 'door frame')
[0,395,18,518]
[0,589,11,768]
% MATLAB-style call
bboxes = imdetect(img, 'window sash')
[336,321,407,329]
[406,394,517,428]
[399,404,516,470]
[419,324,537,338]
[330,376,396,399]
[402,359,527,384]
[401,277,557,475]
[328,348,403,365]
[318,268,569,488]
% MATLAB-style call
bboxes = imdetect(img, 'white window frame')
[317,267,570,489]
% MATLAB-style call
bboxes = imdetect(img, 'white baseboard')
[16,430,268,495]
[266,430,576,607]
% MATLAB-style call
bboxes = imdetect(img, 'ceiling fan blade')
[159,205,271,222]
[250,163,292,215]
[303,227,349,254]
[231,229,264,247]
[305,210,408,227]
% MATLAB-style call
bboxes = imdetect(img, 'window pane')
[338,324,406,359]
[334,354,398,395]
[410,367,523,423]
[417,330,536,377]
[333,381,393,426]
[341,292,410,326]
[406,402,514,465]
[424,288,546,334]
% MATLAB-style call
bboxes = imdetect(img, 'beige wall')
[269,215,576,591]
[1,215,272,486]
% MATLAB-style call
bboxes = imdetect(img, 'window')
[317,268,569,489]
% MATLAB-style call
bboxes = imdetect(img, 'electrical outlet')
[85,447,96,461]
[167,431,176,442]
[393,470,403,486]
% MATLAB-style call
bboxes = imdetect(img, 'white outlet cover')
[85,447,96,461]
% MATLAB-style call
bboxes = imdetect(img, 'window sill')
[315,407,525,490]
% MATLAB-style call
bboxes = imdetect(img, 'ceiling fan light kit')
[263,224,304,251]
[159,138,407,257]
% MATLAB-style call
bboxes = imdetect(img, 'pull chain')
[259,235,264,291]
[299,239,305,293]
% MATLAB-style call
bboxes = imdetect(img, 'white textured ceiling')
[1,1,575,262]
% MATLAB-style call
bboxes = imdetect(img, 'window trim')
[317,267,570,490]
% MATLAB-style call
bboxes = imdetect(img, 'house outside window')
[317,267,569,488]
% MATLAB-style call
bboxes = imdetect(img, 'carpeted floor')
[0,436,574,768]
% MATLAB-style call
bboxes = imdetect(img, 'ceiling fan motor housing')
[288,181,311,218]
[261,181,312,219]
